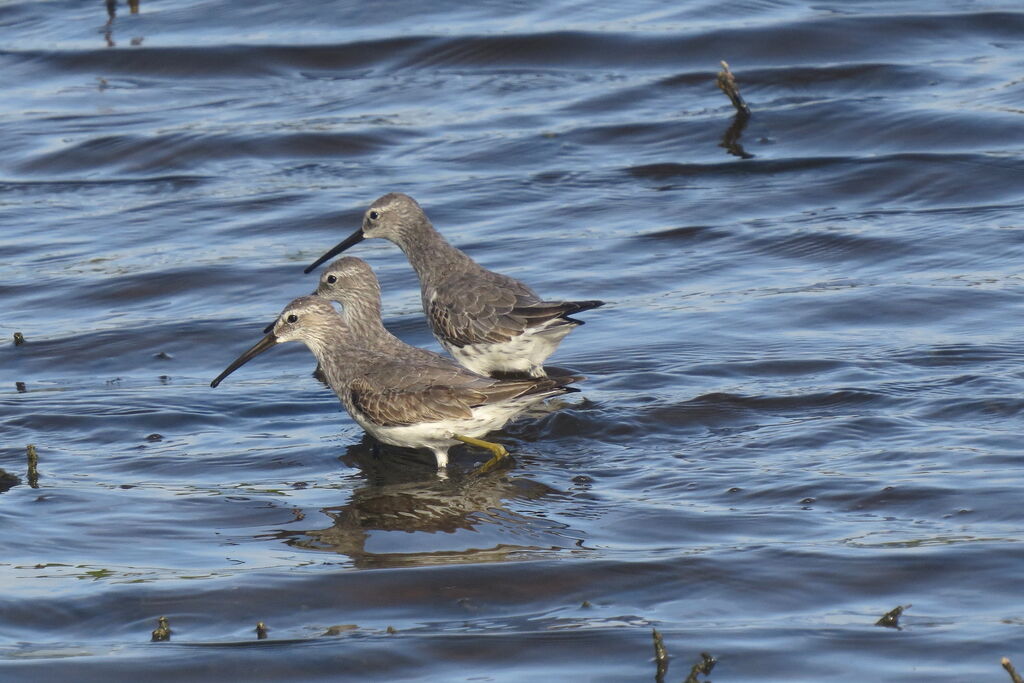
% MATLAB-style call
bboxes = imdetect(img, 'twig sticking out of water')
[716,61,751,116]
[652,628,669,682]
[26,445,39,489]
[683,652,717,683]
[256,622,268,639]
[875,604,911,629]
[1004,657,1024,683]
[151,616,171,642]
[715,61,753,159]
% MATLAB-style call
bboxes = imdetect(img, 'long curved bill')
[210,332,278,388]
[303,229,364,274]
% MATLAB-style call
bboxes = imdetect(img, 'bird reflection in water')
[264,437,582,569]
[104,0,142,48]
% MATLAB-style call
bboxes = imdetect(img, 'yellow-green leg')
[452,434,509,474]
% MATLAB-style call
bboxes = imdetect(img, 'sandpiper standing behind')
[304,193,604,379]
[212,296,578,470]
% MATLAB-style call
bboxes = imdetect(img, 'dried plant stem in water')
[652,628,669,682]
[26,445,39,489]
[1004,657,1024,683]
[716,60,751,116]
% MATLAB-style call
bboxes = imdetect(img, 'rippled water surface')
[3,1,1024,680]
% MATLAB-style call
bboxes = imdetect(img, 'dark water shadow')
[720,110,754,159]
[104,0,142,48]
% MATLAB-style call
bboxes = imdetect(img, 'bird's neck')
[397,220,474,286]
[341,292,390,341]
[302,325,348,363]
[304,329,379,390]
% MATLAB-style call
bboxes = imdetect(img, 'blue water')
[2,1,1024,680]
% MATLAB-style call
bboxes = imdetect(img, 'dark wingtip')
[571,300,605,313]
[532,373,585,395]
[554,373,586,387]
[557,300,605,325]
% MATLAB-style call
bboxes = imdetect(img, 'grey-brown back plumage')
[348,371,574,428]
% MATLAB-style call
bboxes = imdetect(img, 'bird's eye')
[287,314,298,323]
[327,275,337,284]
[368,210,380,220]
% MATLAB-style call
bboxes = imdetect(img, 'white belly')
[443,322,576,377]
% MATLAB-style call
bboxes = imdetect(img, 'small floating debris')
[153,352,173,360]
[875,604,910,629]
[683,652,717,683]
[26,445,39,489]
[0,468,20,493]
[151,616,171,642]
[386,625,397,635]
[145,433,164,442]
[1003,657,1023,683]
[323,624,357,636]
[255,621,268,640]
[652,628,669,682]
[13,332,25,346]
[15,382,27,393]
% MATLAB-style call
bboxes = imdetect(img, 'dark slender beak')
[303,229,364,274]
[210,332,278,388]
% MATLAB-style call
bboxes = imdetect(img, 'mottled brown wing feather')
[427,288,523,347]
[427,269,541,347]
[429,293,604,348]
[349,376,482,427]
